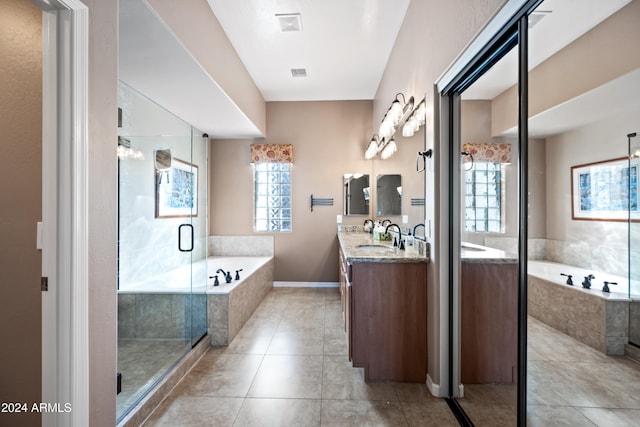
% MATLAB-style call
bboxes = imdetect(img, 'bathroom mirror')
[343,174,370,215]
[376,174,402,216]
[154,149,172,171]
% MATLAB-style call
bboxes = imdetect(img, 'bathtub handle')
[602,281,617,293]
[178,224,194,252]
[560,273,573,286]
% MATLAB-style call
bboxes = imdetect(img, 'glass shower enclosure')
[116,82,208,420]
[629,133,640,347]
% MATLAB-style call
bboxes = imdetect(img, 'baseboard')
[426,374,464,398]
[427,374,441,397]
[273,281,339,288]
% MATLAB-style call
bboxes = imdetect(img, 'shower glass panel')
[116,82,208,420]
[456,42,519,422]
[630,133,640,346]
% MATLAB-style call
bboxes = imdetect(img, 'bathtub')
[206,256,272,294]
[527,260,629,355]
[205,255,274,346]
[117,255,274,344]
[528,260,629,298]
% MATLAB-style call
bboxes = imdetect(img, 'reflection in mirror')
[155,149,172,185]
[343,174,370,215]
[154,149,172,170]
[376,174,401,216]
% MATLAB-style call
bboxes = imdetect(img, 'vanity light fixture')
[367,94,423,160]
[402,98,426,137]
[380,138,397,160]
[365,134,383,160]
[378,93,414,140]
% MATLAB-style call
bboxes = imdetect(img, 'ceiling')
[463,0,631,100]
[119,0,410,137]
[119,0,635,139]
[206,0,411,102]
[462,0,636,137]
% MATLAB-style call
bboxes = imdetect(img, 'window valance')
[463,143,511,163]
[250,144,293,163]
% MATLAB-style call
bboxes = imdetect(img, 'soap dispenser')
[406,232,414,247]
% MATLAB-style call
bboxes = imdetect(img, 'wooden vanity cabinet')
[339,248,427,382]
[460,261,518,384]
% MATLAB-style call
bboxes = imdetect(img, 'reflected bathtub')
[527,260,629,355]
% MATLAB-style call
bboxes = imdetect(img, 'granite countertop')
[461,241,518,263]
[337,231,429,264]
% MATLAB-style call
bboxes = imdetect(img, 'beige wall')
[146,0,266,136]
[210,101,372,282]
[492,0,640,135]
[210,100,426,283]
[545,110,637,259]
[460,101,547,245]
[83,0,118,424]
[0,1,42,425]
[0,2,118,425]
[374,0,506,387]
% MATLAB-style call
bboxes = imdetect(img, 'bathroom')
[115,0,640,424]
[4,0,639,425]
[115,0,430,422]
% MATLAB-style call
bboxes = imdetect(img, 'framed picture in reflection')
[156,158,198,218]
[571,157,638,222]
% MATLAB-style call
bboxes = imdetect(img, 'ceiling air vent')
[291,68,307,78]
[276,13,302,32]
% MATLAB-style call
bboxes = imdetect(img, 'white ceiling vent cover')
[291,68,307,78]
[276,13,302,32]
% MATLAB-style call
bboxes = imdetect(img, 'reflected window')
[464,162,502,232]
[254,163,292,232]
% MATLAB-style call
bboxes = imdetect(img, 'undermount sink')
[356,244,395,252]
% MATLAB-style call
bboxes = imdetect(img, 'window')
[464,162,502,232]
[254,162,291,232]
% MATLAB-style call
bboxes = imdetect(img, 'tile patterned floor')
[117,339,191,418]
[141,287,640,426]
[142,288,458,426]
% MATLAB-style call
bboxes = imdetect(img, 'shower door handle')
[178,224,194,252]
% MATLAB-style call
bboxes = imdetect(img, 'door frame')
[38,1,89,426]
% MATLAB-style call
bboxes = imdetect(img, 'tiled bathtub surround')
[118,293,207,340]
[206,235,275,346]
[545,238,628,279]
[208,258,274,346]
[528,272,628,355]
[208,235,274,257]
